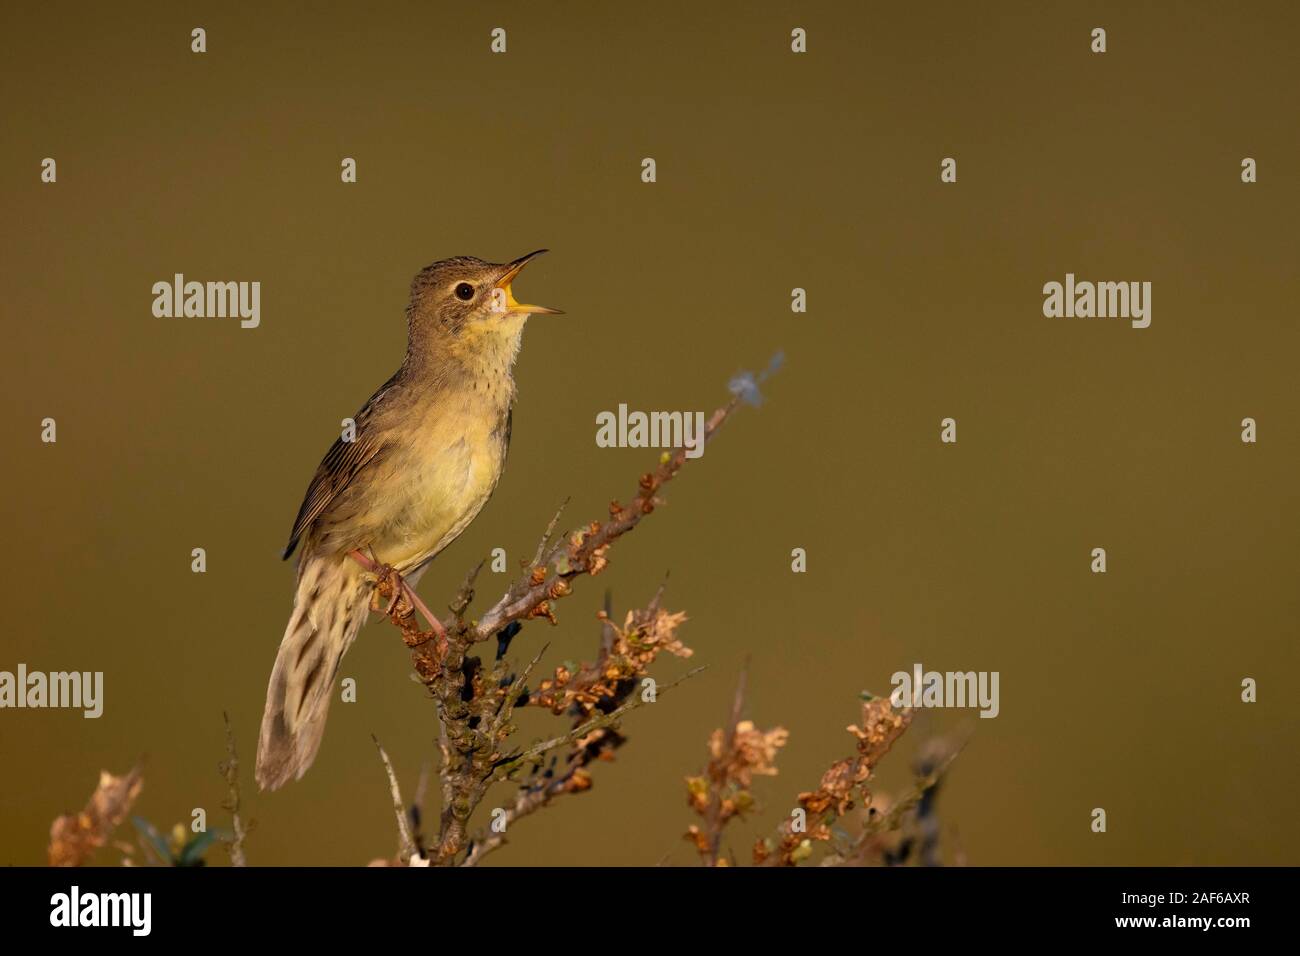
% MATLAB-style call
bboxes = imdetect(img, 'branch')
[219,712,248,867]
[458,588,701,866]
[684,668,787,866]
[532,497,570,565]
[852,737,966,859]
[373,735,418,863]
[485,641,550,746]
[410,761,432,858]
[755,696,915,866]
[491,665,706,782]
[459,766,571,867]
[465,396,741,645]
[699,663,749,865]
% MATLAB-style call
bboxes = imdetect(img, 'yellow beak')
[496,249,564,315]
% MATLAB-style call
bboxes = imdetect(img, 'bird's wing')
[281,376,398,561]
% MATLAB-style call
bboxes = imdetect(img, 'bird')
[255,250,561,791]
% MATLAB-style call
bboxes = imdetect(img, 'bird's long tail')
[256,553,370,790]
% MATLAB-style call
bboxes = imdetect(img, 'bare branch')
[533,497,571,565]
[459,763,577,867]
[220,712,248,867]
[373,735,418,863]
[488,641,550,741]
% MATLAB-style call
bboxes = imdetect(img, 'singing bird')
[256,250,561,791]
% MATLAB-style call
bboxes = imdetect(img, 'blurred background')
[2,0,1297,866]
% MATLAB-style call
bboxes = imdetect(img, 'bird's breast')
[377,395,511,571]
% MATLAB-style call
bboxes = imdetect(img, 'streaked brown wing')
[281,376,398,560]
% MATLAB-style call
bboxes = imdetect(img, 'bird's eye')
[454,282,475,301]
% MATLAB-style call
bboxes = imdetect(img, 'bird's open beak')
[496,249,564,315]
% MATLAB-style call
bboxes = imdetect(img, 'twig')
[600,590,617,655]
[699,661,749,865]
[373,735,417,863]
[486,641,550,743]
[491,665,706,781]
[461,664,706,867]
[863,740,964,840]
[435,718,454,811]
[410,761,431,857]
[220,712,248,867]
[450,560,484,622]
[459,775,558,867]
[533,497,570,565]
[465,396,740,645]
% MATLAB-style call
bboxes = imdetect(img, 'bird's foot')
[348,549,447,640]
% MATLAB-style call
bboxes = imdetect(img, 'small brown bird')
[256,250,560,790]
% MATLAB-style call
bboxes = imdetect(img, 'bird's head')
[405,250,561,369]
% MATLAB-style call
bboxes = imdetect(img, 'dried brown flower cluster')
[457,590,697,866]
[683,681,959,868]
[753,696,913,866]
[48,764,143,867]
[685,715,790,865]
[531,603,692,716]
[796,697,913,817]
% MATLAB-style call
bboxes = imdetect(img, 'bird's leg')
[381,580,402,616]
[399,582,446,640]
[347,548,379,574]
[347,549,446,639]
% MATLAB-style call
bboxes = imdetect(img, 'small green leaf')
[178,828,228,866]
[131,817,175,865]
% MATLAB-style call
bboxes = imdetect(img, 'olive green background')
[2,1,1296,866]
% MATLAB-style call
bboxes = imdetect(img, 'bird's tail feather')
[256,553,370,790]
